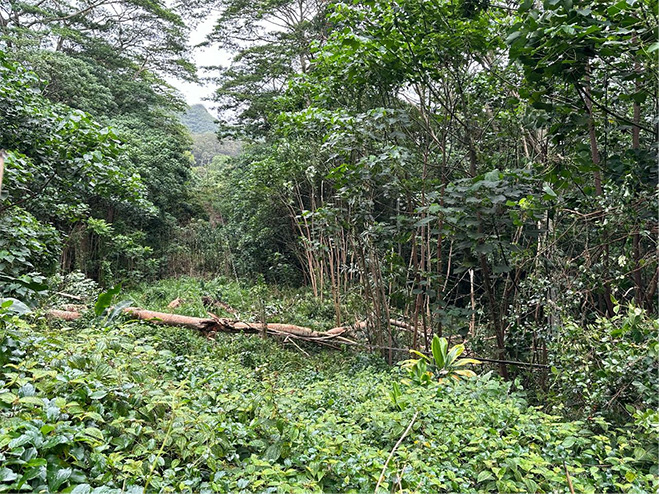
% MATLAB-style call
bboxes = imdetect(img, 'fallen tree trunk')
[47,309,82,321]
[47,307,361,344]
[45,309,547,369]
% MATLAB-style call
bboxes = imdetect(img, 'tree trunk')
[47,307,363,341]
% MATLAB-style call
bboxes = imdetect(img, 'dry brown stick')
[56,292,85,301]
[374,411,418,494]
[283,335,310,357]
[564,462,575,494]
[387,319,416,332]
[0,150,5,198]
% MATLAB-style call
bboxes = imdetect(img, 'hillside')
[179,104,241,164]
[180,104,218,134]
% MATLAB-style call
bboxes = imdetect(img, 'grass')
[123,276,364,330]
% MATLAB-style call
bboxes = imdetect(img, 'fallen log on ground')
[45,308,547,368]
[47,309,82,321]
[46,307,362,344]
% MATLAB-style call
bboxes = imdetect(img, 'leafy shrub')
[548,304,659,421]
[401,335,481,385]
[49,272,100,302]
[0,206,59,300]
[0,316,656,493]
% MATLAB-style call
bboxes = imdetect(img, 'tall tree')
[205,0,329,138]
[0,0,203,281]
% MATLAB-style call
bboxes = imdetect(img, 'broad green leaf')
[0,392,17,405]
[82,427,104,441]
[431,336,444,368]
[47,467,71,491]
[454,358,481,367]
[409,350,430,362]
[70,484,92,494]
[89,390,107,400]
[0,298,30,315]
[18,396,44,406]
[477,471,494,482]
[446,344,465,365]
[0,467,18,482]
[94,284,122,317]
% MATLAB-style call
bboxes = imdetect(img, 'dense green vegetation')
[0,0,657,491]
[1,281,657,493]
[181,105,219,135]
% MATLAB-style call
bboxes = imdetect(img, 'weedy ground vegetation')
[0,281,656,493]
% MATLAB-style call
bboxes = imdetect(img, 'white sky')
[167,15,232,111]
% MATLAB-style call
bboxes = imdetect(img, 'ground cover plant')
[0,289,657,493]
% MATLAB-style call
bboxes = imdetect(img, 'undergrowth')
[0,305,657,493]
[123,276,363,330]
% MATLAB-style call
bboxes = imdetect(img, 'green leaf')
[477,470,494,482]
[0,467,18,482]
[454,358,481,367]
[70,485,92,494]
[106,299,133,322]
[264,443,282,461]
[414,216,436,227]
[94,284,122,317]
[446,344,465,365]
[82,427,104,441]
[483,169,501,182]
[47,467,72,491]
[542,184,557,199]
[506,31,522,44]
[0,392,17,405]
[18,396,44,406]
[89,390,107,400]
[431,336,448,368]
[0,298,31,315]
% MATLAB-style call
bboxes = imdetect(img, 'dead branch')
[46,309,82,321]
[56,292,85,301]
[46,307,357,342]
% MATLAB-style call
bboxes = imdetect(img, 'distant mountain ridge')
[180,104,218,134]
[179,104,241,163]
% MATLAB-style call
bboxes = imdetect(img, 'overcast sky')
[167,15,231,110]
